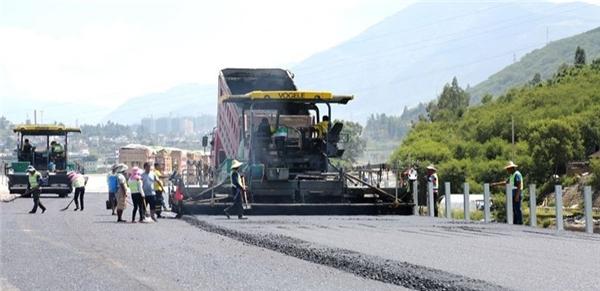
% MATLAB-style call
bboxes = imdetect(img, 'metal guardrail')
[413,181,597,234]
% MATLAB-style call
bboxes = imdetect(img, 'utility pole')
[511,116,515,160]
[34,110,37,125]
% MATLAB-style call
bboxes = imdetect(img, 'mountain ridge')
[468,26,600,101]
[292,1,600,122]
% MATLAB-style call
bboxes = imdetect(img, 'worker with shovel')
[68,171,88,211]
[26,166,46,214]
[224,160,246,220]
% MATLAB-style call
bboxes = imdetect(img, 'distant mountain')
[0,97,110,126]
[468,27,600,102]
[291,1,600,122]
[102,83,217,124]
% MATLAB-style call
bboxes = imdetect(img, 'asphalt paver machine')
[184,68,412,215]
[5,124,81,197]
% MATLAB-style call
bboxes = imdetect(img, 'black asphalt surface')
[0,192,405,291]
[4,191,597,291]
[195,215,600,291]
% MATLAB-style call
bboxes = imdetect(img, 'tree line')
[391,48,600,197]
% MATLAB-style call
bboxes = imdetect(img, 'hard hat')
[27,165,36,172]
[231,160,243,170]
[504,161,518,169]
[426,164,437,171]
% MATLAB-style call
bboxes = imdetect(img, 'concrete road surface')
[0,193,405,291]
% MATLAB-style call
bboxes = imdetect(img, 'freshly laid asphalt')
[193,215,600,291]
[2,191,599,291]
[0,193,405,291]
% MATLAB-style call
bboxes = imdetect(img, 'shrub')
[590,159,600,189]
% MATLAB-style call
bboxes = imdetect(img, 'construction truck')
[4,124,81,197]
[183,68,412,215]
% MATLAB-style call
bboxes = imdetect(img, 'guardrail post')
[463,183,470,221]
[584,186,593,234]
[428,182,435,217]
[413,180,419,216]
[445,182,452,219]
[506,183,513,225]
[529,184,536,227]
[555,185,564,231]
[483,183,491,223]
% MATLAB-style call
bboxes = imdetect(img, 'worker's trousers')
[74,187,85,210]
[131,193,145,221]
[225,187,244,217]
[513,199,523,225]
[433,191,442,217]
[31,188,46,212]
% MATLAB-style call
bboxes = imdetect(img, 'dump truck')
[4,124,81,197]
[183,68,412,215]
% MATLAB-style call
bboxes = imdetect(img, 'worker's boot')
[117,210,125,222]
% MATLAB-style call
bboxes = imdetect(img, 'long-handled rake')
[60,197,76,211]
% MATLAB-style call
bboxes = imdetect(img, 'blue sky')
[1,0,599,118]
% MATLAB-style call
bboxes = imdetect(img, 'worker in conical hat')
[224,160,246,219]
[426,164,440,217]
[115,163,130,222]
[492,161,524,225]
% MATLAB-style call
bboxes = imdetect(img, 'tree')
[574,46,586,66]
[481,94,493,104]
[427,77,470,121]
[592,58,600,71]
[337,120,367,165]
[529,73,542,86]
[527,118,584,182]
[591,159,600,190]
